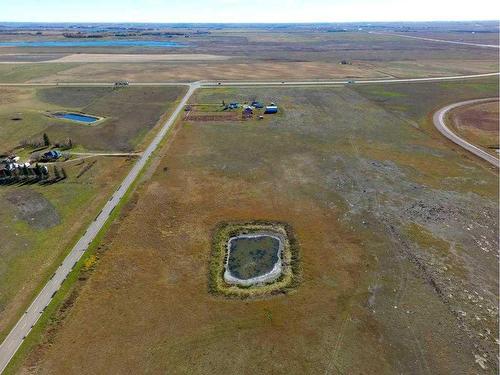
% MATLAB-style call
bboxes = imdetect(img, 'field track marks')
[324,313,350,375]
[393,246,432,375]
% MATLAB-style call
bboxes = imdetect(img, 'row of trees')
[20,133,73,151]
[0,164,67,185]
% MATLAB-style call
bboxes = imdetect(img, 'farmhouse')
[0,155,46,179]
[0,156,24,172]
[42,150,62,161]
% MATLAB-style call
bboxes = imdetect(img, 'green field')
[0,64,81,83]
[14,78,498,374]
[0,86,186,152]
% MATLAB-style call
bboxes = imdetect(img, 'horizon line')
[0,19,499,25]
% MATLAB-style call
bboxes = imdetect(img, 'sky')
[1,0,499,23]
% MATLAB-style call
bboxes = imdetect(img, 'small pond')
[224,234,283,286]
[54,112,99,124]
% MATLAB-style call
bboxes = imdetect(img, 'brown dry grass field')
[28,61,386,83]
[13,78,499,374]
[0,31,498,83]
[3,58,498,84]
[448,100,499,156]
[391,32,500,45]
[51,53,231,63]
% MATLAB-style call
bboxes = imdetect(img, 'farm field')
[447,100,499,156]
[0,59,496,84]
[0,31,498,83]
[14,78,499,374]
[8,61,387,83]
[0,85,185,343]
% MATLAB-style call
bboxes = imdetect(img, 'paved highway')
[0,82,198,374]
[0,82,188,87]
[1,72,499,372]
[69,152,142,157]
[0,72,498,88]
[369,31,500,49]
[200,72,499,87]
[433,98,499,167]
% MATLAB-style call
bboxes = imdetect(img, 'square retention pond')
[224,234,283,286]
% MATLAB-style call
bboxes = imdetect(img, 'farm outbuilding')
[264,104,278,114]
[242,106,254,119]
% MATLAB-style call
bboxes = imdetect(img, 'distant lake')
[0,40,187,48]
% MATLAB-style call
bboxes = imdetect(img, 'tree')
[59,138,73,150]
[12,168,20,181]
[38,165,49,179]
[34,163,42,179]
[53,165,61,180]
[43,133,50,146]
[22,165,29,178]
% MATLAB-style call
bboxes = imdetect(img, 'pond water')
[0,40,187,48]
[225,234,282,284]
[55,113,99,123]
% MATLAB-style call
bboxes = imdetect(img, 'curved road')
[433,98,499,167]
[0,72,499,373]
